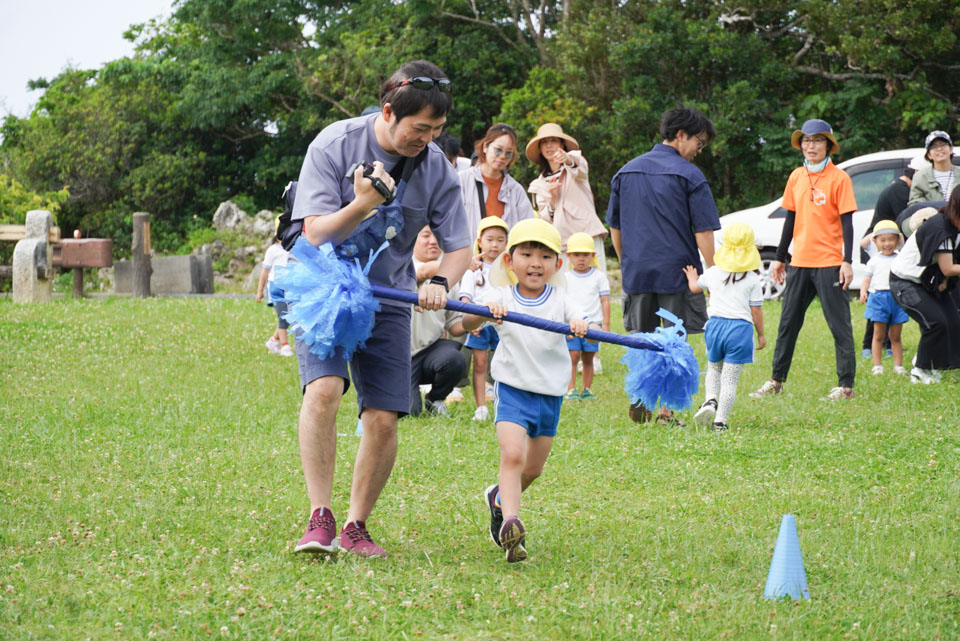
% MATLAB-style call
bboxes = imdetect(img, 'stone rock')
[212,201,247,230]
[12,210,54,304]
[246,264,263,291]
[252,210,276,236]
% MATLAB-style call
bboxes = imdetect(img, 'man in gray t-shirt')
[292,60,471,558]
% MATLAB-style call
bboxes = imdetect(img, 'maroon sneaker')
[498,516,527,563]
[340,521,386,558]
[294,507,338,554]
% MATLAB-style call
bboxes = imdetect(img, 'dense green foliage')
[2,0,959,254]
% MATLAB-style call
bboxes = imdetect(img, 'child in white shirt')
[859,220,909,375]
[683,222,765,430]
[562,232,610,400]
[459,217,509,421]
[257,238,292,356]
[462,219,590,563]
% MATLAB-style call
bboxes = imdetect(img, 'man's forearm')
[695,230,716,267]
[303,199,378,246]
[610,228,622,260]
[433,245,471,289]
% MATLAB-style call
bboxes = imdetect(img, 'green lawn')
[1,296,958,640]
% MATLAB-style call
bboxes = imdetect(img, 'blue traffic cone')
[763,514,810,600]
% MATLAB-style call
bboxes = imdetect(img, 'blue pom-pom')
[274,238,380,361]
[620,310,700,411]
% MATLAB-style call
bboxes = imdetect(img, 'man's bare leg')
[345,408,398,524]
[299,376,344,513]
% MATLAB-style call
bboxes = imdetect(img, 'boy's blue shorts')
[565,335,599,353]
[865,290,909,325]
[294,304,411,417]
[493,381,561,438]
[466,325,500,350]
[704,316,754,365]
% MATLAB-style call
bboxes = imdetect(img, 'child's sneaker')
[579,388,596,400]
[563,389,580,401]
[750,380,782,398]
[484,484,503,547]
[871,364,884,376]
[712,420,728,431]
[823,386,854,400]
[446,387,464,403]
[498,516,527,563]
[910,367,937,384]
[893,365,907,375]
[861,348,872,358]
[484,383,495,400]
[473,405,490,421]
[340,521,386,558]
[294,507,338,554]
[279,343,293,357]
[265,337,282,354]
[694,399,718,425]
[425,399,450,416]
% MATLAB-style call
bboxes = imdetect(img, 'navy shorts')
[466,325,500,350]
[864,290,909,325]
[704,317,754,365]
[565,335,599,353]
[294,304,412,416]
[493,381,561,438]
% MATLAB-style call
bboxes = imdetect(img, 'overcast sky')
[0,0,174,118]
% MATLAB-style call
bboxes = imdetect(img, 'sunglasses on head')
[385,77,452,93]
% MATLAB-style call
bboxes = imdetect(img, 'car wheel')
[759,251,786,301]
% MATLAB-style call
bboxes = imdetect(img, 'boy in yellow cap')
[860,220,909,375]
[462,218,592,562]
[682,222,766,430]
[563,232,611,400]
[458,216,510,420]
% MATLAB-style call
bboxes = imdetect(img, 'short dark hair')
[660,108,715,142]
[904,166,917,180]
[434,133,462,164]
[509,240,556,257]
[379,60,452,121]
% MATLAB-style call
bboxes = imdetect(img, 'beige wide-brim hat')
[525,123,580,164]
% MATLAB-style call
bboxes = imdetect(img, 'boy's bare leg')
[346,408,398,524]
[278,327,289,344]
[496,422,528,517]
[299,376,344,513]
[472,348,488,406]
[568,350,580,392]
[581,352,595,389]
[888,322,903,367]
[871,322,888,367]
[521,435,554,490]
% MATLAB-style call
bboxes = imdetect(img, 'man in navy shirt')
[608,108,720,424]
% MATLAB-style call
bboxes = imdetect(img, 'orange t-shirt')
[482,174,505,219]
[781,162,857,267]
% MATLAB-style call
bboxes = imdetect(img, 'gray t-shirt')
[292,114,470,300]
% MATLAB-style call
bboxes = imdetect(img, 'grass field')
[1,295,958,640]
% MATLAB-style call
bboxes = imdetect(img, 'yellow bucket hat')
[714,222,761,272]
[565,232,601,268]
[475,217,510,253]
[490,218,566,287]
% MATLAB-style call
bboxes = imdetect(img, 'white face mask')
[803,157,830,173]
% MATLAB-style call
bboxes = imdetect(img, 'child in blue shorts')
[563,232,611,400]
[462,219,591,562]
[683,222,766,431]
[859,220,909,375]
[459,217,510,421]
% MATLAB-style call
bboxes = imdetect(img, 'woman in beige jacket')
[526,123,608,270]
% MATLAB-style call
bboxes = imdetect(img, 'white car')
[717,148,936,299]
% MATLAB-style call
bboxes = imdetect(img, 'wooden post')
[73,267,84,298]
[132,212,152,298]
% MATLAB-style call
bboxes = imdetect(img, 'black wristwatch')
[429,275,449,292]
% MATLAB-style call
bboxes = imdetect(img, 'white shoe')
[473,405,490,421]
[279,343,293,357]
[871,365,884,376]
[749,380,782,398]
[893,365,907,375]
[694,399,717,426]
[265,337,281,354]
[910,367,937,384]
[420,384,432,396]
[446,387,464,403]
[425,399,450,417]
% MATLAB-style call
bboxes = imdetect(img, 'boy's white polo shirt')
[478,284,586,397]
[564,267,610,323]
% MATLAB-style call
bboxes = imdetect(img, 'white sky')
[0,0,174,118]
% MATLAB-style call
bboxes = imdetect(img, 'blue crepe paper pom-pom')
[273,238,380,361]
[620,310,700,411]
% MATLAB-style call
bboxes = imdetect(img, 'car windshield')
[849,167,897,211]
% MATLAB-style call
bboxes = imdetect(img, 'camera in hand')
[345,162,397,205]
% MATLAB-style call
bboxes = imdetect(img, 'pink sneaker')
[340,521,386,558]
[294,507,338,554]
